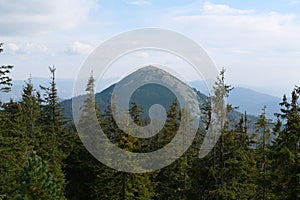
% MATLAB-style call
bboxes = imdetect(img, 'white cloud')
[159,2,300,96]
[27,43,48,53]
[202,2,255,15]
[165,2,300,51]
[135,52,150,58]
[6,43,20,52]
[127,0,151,5]
[65,41,93,55]
[5,42,48,54]
[0,0,98,36]
[290,0,300,4]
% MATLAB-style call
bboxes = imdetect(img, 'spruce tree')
[0,43,13,93]
[40,66,69,199]
[66,73,114,199]
[271,88,300,199]
[0,100,29,198]
[190,70,257,199]
[16,153,62,200]
[123,102,156,200]
[91,103,123,200]
[254,106,275,199]
[93,101,157,200]
[0,43,23,198]
[20,79,44,154]
[155,100,193,200]
[205,69,232,199]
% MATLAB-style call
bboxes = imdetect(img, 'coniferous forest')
[0,43,300,200]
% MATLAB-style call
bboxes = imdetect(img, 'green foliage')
[0,194,6,200]
[16,153,63,200]
[155,100,189,200]
[0,64,69,199]
[0,43,13,93]
[38,66,72,199]
[187,70,258,200]
[0,45,25,197]
[254,106,275,199]
[270,87,300,199]
[65,74,105,199]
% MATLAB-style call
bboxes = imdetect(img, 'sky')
[1,0,300,97]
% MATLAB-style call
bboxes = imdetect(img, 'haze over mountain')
[0,77,118,102]
[61,66,208,120]
[227,87,281,120]
[1,72,282,120]
[190,80,281,120]
[59,66,260,136]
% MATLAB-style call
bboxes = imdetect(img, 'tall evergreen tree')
[0,43,13,93]
[93,102,157,200]
[190,70,257,199]
[155,100,196,200]
[40,66,69,200]
[254,106,275,199]
[271,87,300,199]
[123,102,156,200]
[0,100,29,198]
[0,43,24,198]
[20,79,44,154]
[91,103,123,200]
[206,69,232,199]
[66,74,115,199]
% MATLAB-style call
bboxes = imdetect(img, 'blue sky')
[1,0,300,97]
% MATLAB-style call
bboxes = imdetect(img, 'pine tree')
[91,103,123,200]
[0,43,13,93]
[271,87,300,199]
[0,79,50,199]
[93,102,157,200]
[223,113,256,199]
[205,69,232,199]
[254,106,275,199]
[0,101,29,198]
[20,79,44,154]
[40,66,69,199]
[122,102,156,200]
[0,43,24,198]
[15,153,62,200]
[66,73,114,199]
[155,100,193,200]
[190,70,258,199]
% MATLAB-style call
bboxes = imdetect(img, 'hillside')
[61,66,259,132]
[190,80,281,120]
[2,77,281,122]
[0,77,119,102]
[227,87,281,119]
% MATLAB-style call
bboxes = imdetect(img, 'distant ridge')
[60,66,259,134]
[1,71,281,121]
[190,80,281,120]
[227,87,281,119]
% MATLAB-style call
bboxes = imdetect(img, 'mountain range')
[190,81,281,119]
[59,66,260,136]
[1,70,282,120]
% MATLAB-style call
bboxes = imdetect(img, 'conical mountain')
[61,65,207,119]
[60,65,258,132]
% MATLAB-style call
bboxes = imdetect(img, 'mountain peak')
[135,65,160,72]
[131,65,175,77]
[121,65,187,88]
